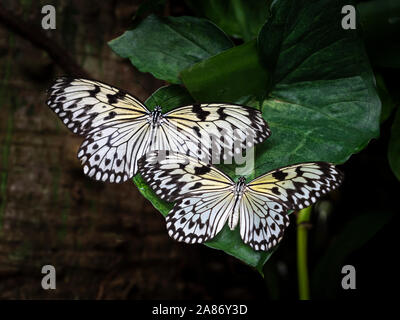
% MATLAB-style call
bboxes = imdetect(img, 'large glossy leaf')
[126,0,380,271]
[185,0,271,41]
[388,108,400,181]
[108,15,233,84]
[251,0,380,175]
[180,40,270,102]
[183,0,380,173]
[177,0,380,269]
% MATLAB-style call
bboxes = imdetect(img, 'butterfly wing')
[239,191,290,251]
[239,162,343,251]
[164,103,270,161]
[138,151,236,243]
[47,78,151,182]
[166,192,235,244]
[47,78,149,135]
[78,120,152,182]
[138,151,234,202]
[247,162,344,210]
[146,118,210,163]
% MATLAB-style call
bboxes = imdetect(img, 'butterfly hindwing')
[78,120,152,183]
[239,191,290,251]
[166,191,235,244]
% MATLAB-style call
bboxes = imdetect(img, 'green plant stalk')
[297,206,312,300]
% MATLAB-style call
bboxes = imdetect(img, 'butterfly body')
[229,176,247,230]
[47,78,270,183]
[148,106,163,128]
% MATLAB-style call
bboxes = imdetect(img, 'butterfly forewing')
[247,162,344,210]
[165,104,270,160]
[47,78,149,136]
[138,151,234,202]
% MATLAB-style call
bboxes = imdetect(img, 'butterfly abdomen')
[229,177,247,230]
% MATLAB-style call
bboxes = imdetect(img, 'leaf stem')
[296,206,312,300]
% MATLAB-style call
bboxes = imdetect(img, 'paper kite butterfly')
[138,151,344,251]
[46,78,270,183]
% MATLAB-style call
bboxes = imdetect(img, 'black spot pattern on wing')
[272,170,288,181]
[192,104,210,121]
[217,107,227,120]
[194,165,211,175]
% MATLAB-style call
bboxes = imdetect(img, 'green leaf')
[185,0,271,41]
[255,76,379,176]
[388,108,400,181]
[108,15,233,84]
[180,40,270,102]
[205,226,275,275]
[311,210,394,298]
[250,0,380,176]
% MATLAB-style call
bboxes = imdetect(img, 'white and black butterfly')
[46,78,270,183]
[138,151,343,251]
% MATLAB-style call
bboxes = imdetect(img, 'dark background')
[0,0,398,299]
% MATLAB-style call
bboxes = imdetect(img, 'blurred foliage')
[185,0,271,41]
[357,0,400,69]
[180,39,269,102]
